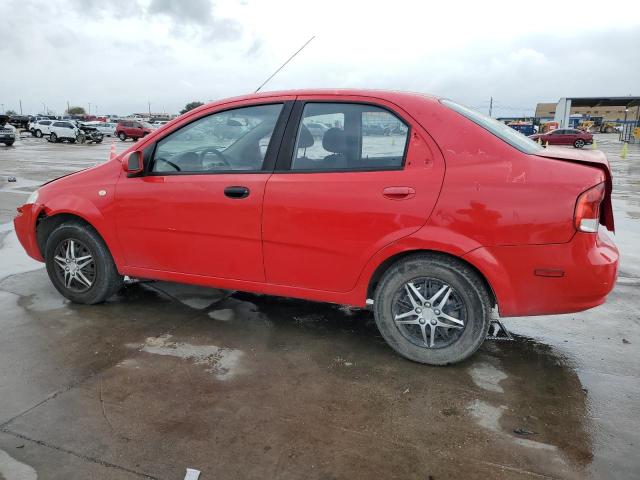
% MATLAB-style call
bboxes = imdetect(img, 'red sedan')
[530,128,594,148]
[14,90,618,365]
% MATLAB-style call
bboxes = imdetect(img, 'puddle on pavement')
[475,336,593,473]
[0,254,594,477]
[130,333,244,380]
[0,447,37,480]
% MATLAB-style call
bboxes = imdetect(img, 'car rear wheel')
[45,223,124,304]
[373,254,491,365]
[49,133,58,143]
[35,129,42,138]
[118,132,127,141]
[574,139,585,148]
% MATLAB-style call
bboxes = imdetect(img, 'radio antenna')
[254,36,315,93]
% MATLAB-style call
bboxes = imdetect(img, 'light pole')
[42,102,46,114]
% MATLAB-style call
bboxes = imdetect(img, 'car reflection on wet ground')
[0,134,638,479]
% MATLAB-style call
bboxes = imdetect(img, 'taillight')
[574,183,605,233]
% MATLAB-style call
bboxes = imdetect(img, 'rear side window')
[442,99,543,154]
[291,103,408,171]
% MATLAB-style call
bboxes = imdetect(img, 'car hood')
[534,146,614,232]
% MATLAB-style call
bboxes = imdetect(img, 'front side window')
[442,99,543,154]
[291,103,408,171]
[152,103,283,173]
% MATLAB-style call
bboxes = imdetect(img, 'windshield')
[441,99,543,154]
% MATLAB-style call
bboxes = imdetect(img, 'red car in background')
[115,120,153,141]
[13,90,618,365]
[530,128,593,148]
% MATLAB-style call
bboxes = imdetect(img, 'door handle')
[382,186,415,200]
[224,186,250,199]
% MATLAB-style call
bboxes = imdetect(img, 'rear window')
[441,99,543,154]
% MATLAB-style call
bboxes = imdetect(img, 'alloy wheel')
[52,238,96,293]
[391,277,467,349]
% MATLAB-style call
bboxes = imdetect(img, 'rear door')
[262,96,445,292]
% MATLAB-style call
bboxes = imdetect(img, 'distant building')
[534,97,640,130]
[535,101,639,122]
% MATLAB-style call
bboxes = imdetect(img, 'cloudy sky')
[2,0,639,117]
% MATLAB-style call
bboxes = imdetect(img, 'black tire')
[118,132,127,141]
[49,133,58,143]
[69,138,76,144]
[35,129,42,138]
[45,222,124,304]
[95,139,103,144]
[3,141,14,146]
[373,254,491,365]
[574,139,585,149]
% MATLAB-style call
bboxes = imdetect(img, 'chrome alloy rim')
[391,278,467,349]
[53,238,95,293]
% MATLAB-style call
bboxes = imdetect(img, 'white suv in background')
[49,121,104,144]
[31,119,54,138]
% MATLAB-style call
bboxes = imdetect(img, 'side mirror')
[122,151,143,175]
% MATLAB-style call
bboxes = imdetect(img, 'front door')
[262,98,445,292]
[114,102,289,281]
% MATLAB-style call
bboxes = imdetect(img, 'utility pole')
[88,102,91,116]
[489,97,493,117]
[148,100,151,116]
[19,100,23,115]
[66,100,70,114]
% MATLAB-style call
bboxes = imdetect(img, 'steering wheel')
[154,157,181,171]
[200,147,231,168]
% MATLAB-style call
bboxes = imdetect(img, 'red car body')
[115,120,152,141]
[14,90,618,317]
[530,128,593,148]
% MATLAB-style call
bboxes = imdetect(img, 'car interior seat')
[321,128,348,169]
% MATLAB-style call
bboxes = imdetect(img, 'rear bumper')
[14,203,44,261]
[464,229,618,317]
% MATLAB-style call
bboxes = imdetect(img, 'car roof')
[200,89,439,108]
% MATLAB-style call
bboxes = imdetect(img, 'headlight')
[26,189,39,205]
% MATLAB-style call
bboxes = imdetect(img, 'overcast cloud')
[1,0,639,116]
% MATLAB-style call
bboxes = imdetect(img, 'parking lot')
[0,134,639,479]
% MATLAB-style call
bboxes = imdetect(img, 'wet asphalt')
[0,133,638,479]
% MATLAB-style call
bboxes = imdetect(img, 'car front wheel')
[45,222,124,304]
[49,133,58,143]
[373,254,491,365]
[574,139,585,148]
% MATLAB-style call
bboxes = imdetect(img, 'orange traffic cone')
[109,139,116,160]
